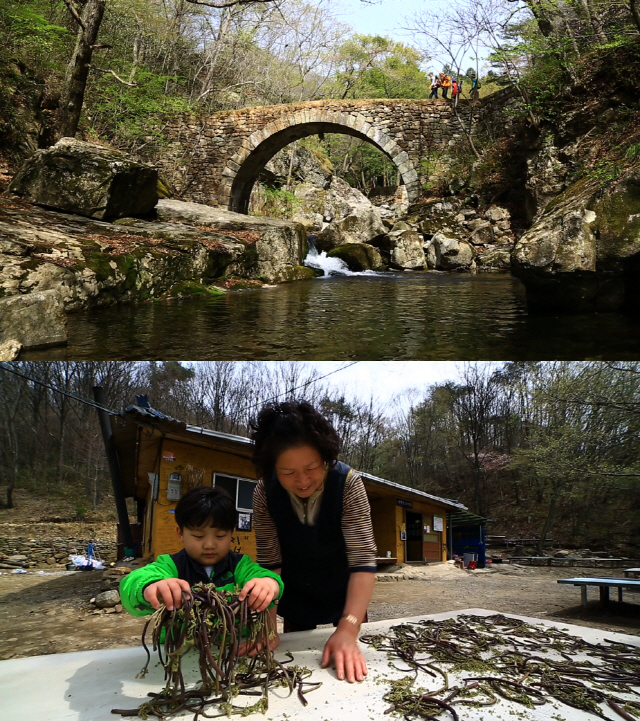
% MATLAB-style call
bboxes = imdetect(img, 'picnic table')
[557,576,640,607]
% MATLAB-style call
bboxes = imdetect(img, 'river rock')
[8,138,158,221]
[388,229,426,270]
[262,145,333,189]
[0,340,22,360]
[94,590,121,608]
[475,247,511,270]
[431,231,474,270]
[316,206,387,251]
[468,222,495,245]
[0,290,67,349]
[327,243,385,272]
[512,169,640,312]
[156,199,310,284]
[485,206,511,223]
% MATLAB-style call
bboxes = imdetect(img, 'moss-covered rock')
[328,244,386,272]
[512,167,640,312]
[0,197,311,312]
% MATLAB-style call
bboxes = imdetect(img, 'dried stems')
[112,584,320,720]
[361,614,640,720]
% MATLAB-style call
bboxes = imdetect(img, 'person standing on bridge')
[247,400,377,684]
[440,72,452,99]
[429,72,439,99]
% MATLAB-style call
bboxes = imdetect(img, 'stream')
[22,245,640,360]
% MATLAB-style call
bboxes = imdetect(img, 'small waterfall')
[303,237,381,277]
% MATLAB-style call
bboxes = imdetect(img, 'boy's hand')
[238,577,279,612]
[143,578,191,611]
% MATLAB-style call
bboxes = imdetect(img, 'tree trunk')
[58,0,107,139]
[631,0,640,33]
[537,490,558,555]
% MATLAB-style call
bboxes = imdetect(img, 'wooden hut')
[111,404,468,565]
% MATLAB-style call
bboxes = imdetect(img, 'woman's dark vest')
[264,461,351,626]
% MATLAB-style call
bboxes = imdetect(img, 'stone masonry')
[0,536,117,569]
[157,93,512,213]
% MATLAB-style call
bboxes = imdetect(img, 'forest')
[2,0,639,195]
[0,361,639,554]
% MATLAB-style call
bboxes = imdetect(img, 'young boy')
[120,486,283,617]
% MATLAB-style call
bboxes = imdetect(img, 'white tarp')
[0,608,638,721]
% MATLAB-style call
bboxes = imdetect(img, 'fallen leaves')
[196,226,261,244]
[30,253,80,269]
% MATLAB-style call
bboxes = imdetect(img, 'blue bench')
[557,577,640,607]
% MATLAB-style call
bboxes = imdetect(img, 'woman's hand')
[238,633,281,658]
[321,624,367,683]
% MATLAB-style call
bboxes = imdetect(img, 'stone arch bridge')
[160,96,507,213]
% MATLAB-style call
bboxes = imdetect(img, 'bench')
[624,568,640,578]
[375,557,397,566]
[557,577,640,607]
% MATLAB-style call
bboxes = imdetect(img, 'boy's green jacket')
[120,549,283,616]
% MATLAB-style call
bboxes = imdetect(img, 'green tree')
[330,34,430,100]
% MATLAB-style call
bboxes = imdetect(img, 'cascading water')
[303,236,381,277]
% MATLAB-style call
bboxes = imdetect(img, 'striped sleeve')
[253,479,282,570]
[342,470,377,572]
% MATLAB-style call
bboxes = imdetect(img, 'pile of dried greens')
[112,584,320,720]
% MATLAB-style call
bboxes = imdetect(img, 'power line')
[236,361,361,416]
[0,360,361,424]
[0,362,121,415]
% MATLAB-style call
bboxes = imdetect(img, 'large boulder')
[262,145,333,189]
[316,206,387,251]
[512,170,640,312]
[387,229,427,270]
[8,138,158,220]
[0,290,67,349]
[430,231,475,271]
[475,247,512,271]
[327,244,385,272]
[155,199,309,284]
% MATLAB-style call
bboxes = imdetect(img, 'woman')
[249,401,377,684]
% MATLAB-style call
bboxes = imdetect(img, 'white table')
[1,608,639,721]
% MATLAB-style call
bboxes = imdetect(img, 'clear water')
[22,272,640,360]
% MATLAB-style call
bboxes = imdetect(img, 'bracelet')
[341,613,360,627]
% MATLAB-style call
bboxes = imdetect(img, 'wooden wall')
[138,435,258,561]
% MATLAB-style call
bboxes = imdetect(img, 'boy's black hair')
[174,486,236,531]
[249,400,341,479]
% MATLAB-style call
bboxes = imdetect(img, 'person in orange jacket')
[440,73,452,99]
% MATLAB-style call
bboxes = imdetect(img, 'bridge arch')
[218,109,421,213]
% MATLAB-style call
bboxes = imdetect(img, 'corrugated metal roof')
[359,471,468,511]
[184,425,254,445]
[124,405,185,427]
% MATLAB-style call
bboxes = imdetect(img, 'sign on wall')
[433,515,444,532]
[396,498,413,508]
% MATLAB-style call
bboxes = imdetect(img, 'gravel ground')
[0,562,638,661]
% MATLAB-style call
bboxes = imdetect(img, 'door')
[406,511,423,561]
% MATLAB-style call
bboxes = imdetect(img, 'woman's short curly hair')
[250,401,341,479]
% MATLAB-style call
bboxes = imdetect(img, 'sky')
[335,0,429,39]
[333,0,489,73]
[306,361,465,405]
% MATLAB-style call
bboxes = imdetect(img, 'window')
[213,473,257,512]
